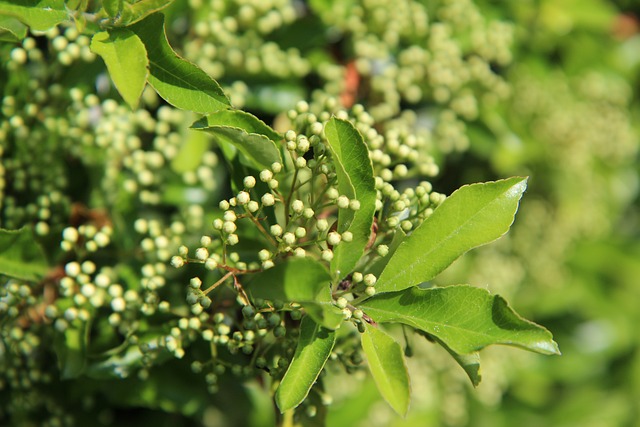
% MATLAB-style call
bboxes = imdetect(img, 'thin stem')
[202,271,233,295]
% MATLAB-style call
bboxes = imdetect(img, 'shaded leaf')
[53,320,90,379]
[130,13,230,113]
[91,29,148,109]
[361,324,410,416]
[276,316,336,412]
[422,332,482,387]
[0,227,48,281]
[0,0,67,31]
[360,285,560,355]
[376,177,528,293]
[246,257,343,329]
[324,117,376,277]
[191,109,282,170]
[103,0,123,18]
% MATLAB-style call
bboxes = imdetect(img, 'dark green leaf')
[276,316,336,412]
[376,177,528,293]
[425,333,482,387]
[103,0,124,19]
[246,257,343,329]
[0,0,67,31]
[191,109,282,170]
[90,29,148,109]
[360,285,560,355]
[129,13,230,113]
[0,227,48,281]
[53,320,90,379]
[361,324,410,416]
[324,117,376,277]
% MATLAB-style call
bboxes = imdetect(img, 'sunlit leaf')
[276,316,336,412]
[130,13,230,113]
[90,29,148,109]
[360,285,560,355]
[0,0,67,31]
[361,324,410,416]
[324,117,376,277]
[376,177,528,293]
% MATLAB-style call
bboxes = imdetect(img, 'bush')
[1,1,637,426]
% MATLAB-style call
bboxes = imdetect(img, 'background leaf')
[276,316,336,413]
[129,13,230,113]
[0,0,67,31]
[90,29,148,109]
[246,257,343,329]
[324,117,376,277]
[53,320,90,379]
[191,109,282,170]
[361,324,411,416]
[0,227,48,281]
[360,285,560,355]
[376,177,528,293]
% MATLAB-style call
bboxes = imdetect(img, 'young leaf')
[129,13,230,113]
[276,316,337,412]
[90,29,148,109]
[324,117,376,277]
[376,177,528,293]
[245,257,343,329]
[360,285,560,356]
[103,0,124,18]
[0,15,28,42]
[0,227,48,281]
[361,324,411,416]
[191,109,282,170]
[0,0,67,31]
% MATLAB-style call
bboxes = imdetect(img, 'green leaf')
[324,117,376,277]
[191,109,282,170]
[0,15,28,42]
[376,177,528,293]
[53,320,90,379]
[0,227,48,281]
[0,0,67,31]
[276,316,336,412]
[90,29,148,109]
[103,0,124,19]
[425,333,482,387]
[119,0,174,26]
[171,127,210,173]
[246,257,343,329]
[361,324,410,416]
[366,229,405,278]
[129,13,230,113]
[360,285,560,355]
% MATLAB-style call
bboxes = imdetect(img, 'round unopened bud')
[259,170,273,182]
[316,219,329,231]
[282,232,296,246]
[237,191,250,205]
[363,274,377,286]
[243,176,256,188]
[270,224,283,236]
[327,232,341,246]
[294,227,306,238]
[337,196,349,209]
[223,210,237,222]
[364,286,376,297]
[262,193,276,206]
[377,245,389,256]
[258,249,271,261]
[219,200,230,210]
[189,277,202,289]
[293,247,306,257]
[352,309,364,319]
[336,297,348,309]
[227,234,239,245]
[223,221,237,234]
[341,231,353,242]
[291,199,304,213]
[352,272,363,283]
[247,201,260,212]
[349,199,361,211]
[302,208,315,219]
[205,258,218,270]
[321,249,334,262]
[195,247,209,260]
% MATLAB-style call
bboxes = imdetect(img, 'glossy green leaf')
[361,324,410,416]
[246,257,343,329]
[0,15,27,42]
[360,285,560,355]
[0,227,48,281]
[0,0,67,31]
[91,29,148,109]
[276,316,336,412]
[324,117,376,277]
[191,109,282,170]
[119,0,174,26]
[130,13,230,113]
[376,177,528,293]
